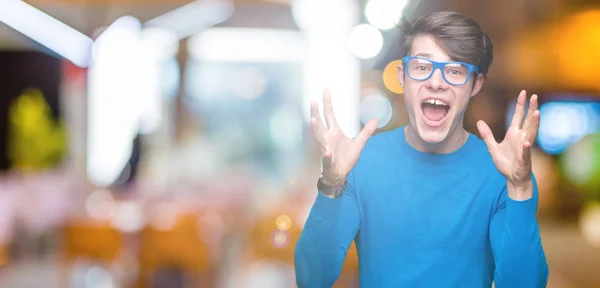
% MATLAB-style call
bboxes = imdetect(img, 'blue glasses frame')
[401,56,480,86]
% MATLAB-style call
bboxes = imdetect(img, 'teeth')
[424,99,448,106]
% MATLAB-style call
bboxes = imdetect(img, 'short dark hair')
[399,11,494,77]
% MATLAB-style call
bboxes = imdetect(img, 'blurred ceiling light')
[87,16,142,187]
[348,24,383,59]
[135,27,178,135]
[292,0,361,138]
[291,0,357,33]
[0,0,93,67]
[138,27,179,61]
[365,0,408,30]
[188,28,306,62]
[145,0,234,40]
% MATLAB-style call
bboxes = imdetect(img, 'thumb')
[355,118,378,149]
[476,120,497,151]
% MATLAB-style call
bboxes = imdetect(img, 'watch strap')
[317,176,347,198]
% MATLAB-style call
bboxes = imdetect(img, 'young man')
[295,11,548,288]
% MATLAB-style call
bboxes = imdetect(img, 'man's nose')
[425,68,447,90]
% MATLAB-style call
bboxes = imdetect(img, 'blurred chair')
[0,243,7,268]
[136,213,216,288]
[243,210,359,287]
[234,211,299,288]
[248,214,300,264]
[60,220,124,287]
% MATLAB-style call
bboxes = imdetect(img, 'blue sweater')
[295,126,548,287]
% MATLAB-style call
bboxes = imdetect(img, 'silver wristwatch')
[317,176,347,198]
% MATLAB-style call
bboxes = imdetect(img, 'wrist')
[320,175,347,187]
[317,176,347,198]
[506,179,533,201]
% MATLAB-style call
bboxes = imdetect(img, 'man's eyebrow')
[413,53,433,58]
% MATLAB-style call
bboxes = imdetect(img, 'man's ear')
[471,73,485,97]
[397,64,405,88]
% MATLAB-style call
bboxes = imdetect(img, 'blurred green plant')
[560,133,600,201]
[7,88,67,171]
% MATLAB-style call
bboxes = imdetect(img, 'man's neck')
[404,124,469,154]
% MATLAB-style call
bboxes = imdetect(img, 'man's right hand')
[311,90,379,187]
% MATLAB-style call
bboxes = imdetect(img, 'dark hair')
[399,11,494,77]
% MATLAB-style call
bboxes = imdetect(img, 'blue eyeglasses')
[401,56,480,86]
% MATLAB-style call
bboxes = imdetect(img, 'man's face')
[398,34,484,144]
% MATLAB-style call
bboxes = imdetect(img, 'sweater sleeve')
[294,170,360,288]
[489,174,549,287]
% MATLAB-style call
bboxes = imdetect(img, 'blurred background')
[0,0,599,287]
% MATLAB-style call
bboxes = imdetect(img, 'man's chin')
[417,123,450,144]
[418,131,447,144]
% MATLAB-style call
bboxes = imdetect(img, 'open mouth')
[421,98,450,124]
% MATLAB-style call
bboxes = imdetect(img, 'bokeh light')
[534,102,600,155]
[110,202,144,233]
[579,201,600,248]
[360,92,393,128]
[364,0,407,30]
[382,59,404,94]
[149,202,179,231]
[270,230,290,249]
[86,189,115,220]
[230,67,267,100]
[348,24,383,59]
[275,215,292,231]
[561,133,600,198]
[84,266,114,288]
[556,10,600,90]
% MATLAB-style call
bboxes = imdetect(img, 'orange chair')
[60,220,125,286]
[136,213,216,288]
[0,243,7,267]
[243,208,359,287]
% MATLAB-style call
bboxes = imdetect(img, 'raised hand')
[476,90,540,199]
[311,90,378,187]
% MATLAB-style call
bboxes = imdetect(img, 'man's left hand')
[477,90,540,200]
